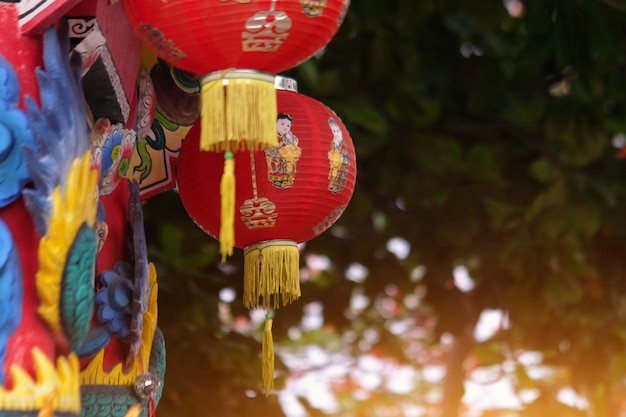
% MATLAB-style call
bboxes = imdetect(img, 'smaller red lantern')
[176,77,356,393]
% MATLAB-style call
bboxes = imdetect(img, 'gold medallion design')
[240,197,278,229]
[241,150,278,230]
[242,0,292,52]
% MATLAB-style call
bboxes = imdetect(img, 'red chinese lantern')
[123,0,351,258]
[176,77,356,393]
[122,0,351,152]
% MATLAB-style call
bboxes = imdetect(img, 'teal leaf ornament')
[60,222,97,351]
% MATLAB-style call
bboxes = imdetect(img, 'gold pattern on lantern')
[313,205,346,235]
[300,0,328,17]
[242,0,292,52]
[139,24,187,62]
[241,150,278,230]
[240,198,278,229]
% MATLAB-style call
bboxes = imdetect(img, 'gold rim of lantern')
[199,69,278,153]
[242,239,301,310]
[201,69,276,86]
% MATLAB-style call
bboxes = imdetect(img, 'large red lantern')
[176,77,356,393]
[122,0,351,152]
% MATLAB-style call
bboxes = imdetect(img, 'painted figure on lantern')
[327,117,349,193]
[300,0,328,17]
[266,113,301,188]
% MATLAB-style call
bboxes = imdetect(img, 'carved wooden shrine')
[0,1,353,416]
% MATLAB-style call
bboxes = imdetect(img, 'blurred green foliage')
[143,1,626,416]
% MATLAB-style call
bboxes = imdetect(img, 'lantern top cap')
[243,239,299,255]
[275,76,298,93]
[200,71,298,93]
[201,69,276,86]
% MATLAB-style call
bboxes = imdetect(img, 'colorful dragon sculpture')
[0,1,200,416]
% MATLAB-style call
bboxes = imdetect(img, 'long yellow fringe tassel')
[219,152,235,261]
[262,316,275,396]
[200,71,278,152]
[243,240,301,309]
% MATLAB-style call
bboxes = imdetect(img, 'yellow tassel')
[219,152,235,262]
[200,71,278,152]
[200,76,225,151]
[243,240,301,309]
[262,316,275,396]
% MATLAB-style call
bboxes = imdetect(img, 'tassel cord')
[262,315,275,396]
[219,151,235,261]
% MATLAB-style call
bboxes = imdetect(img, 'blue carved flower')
[95,261,134,340]
[0,55,33,208]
